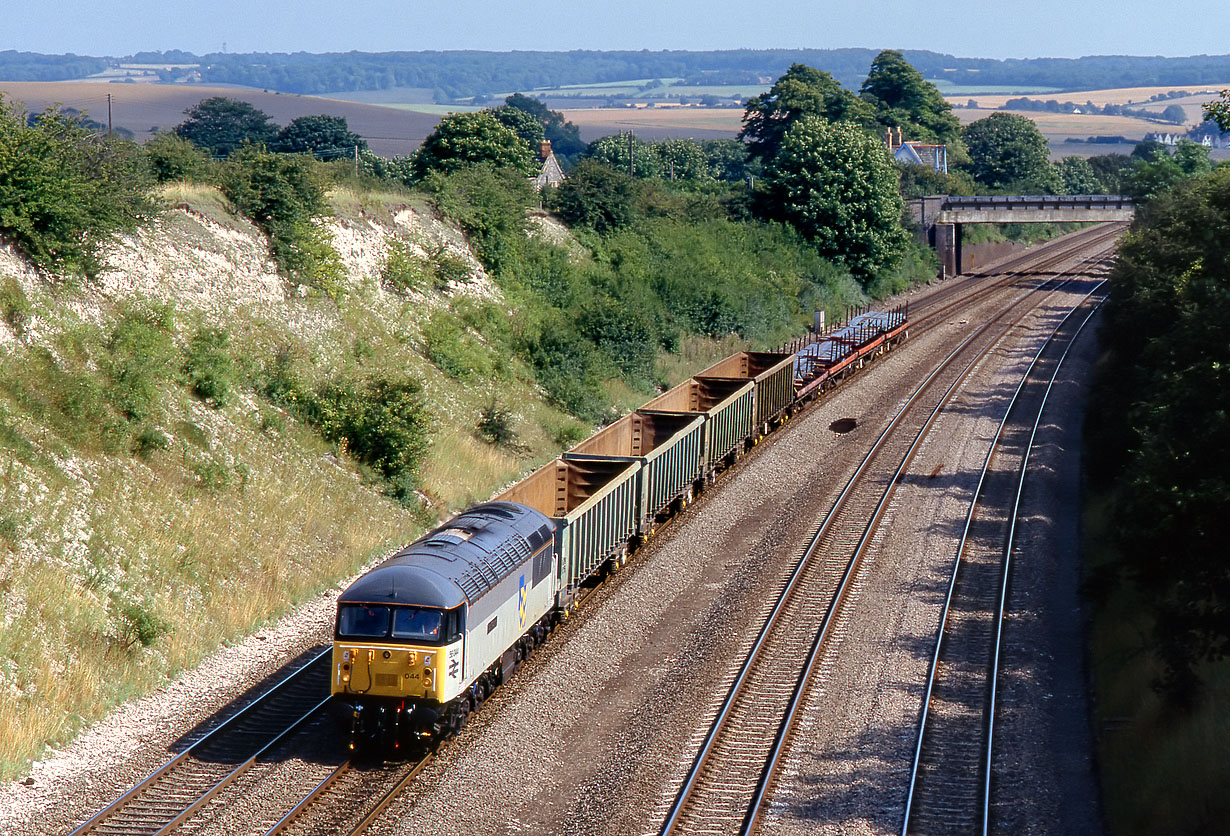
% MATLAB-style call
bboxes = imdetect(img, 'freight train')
[331,306,908,752]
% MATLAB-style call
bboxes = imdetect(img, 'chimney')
[886,128,894,149]
[896,126,903,146]
[539,140,552,160]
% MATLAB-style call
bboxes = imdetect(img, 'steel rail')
[347,754,435,836]
[68,648,332,836]
[261,762,353,836]
[980,293,1106,835]
[900,277,1109,835]
[659,244,1109,836]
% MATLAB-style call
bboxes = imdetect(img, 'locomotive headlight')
[407,651,417,665]
[423,667,433,684]
[382,650,391,660]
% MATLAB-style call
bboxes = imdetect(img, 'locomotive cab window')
[392,607,443,641]
[337,604,390,638]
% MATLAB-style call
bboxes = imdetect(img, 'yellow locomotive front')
[331,602,465,749]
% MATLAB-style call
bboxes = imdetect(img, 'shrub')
[102,303,176,422]
[308,375,432,502]
[0,98,155,276]
[144,133,212,183]
[427,165,534,277]
[220,145,343,295]
[421,312,493,381]
[381,239,429,294]
[183,326,235,407]
[476,399,517,446]
[111,597,170,650]
[131,424,171,458]
[0,277,31,338]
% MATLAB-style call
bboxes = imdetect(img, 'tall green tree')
[859,50,963,148]
[740,64,873,164]
[961,112,1060,192]
[1056,156,1101,194]
[272,115,366,158]
[759,116,906,279]
[411,112,536,180]
[1203,89,1230,130]
[587,133,662,179]
[503,93,587,162]
[174,97,278,157]
[1092,166,1230,699]
[488,105,546,152]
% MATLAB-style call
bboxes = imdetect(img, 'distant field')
[950,84,1229,110]
[561,107,744,141]
[0,82,440,156]
[956,107,1164,141]
[930,80,1061,95]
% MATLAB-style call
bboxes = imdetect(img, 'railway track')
[900,274,1110,836]
[656,237,1118,836]
[61,228,1123,836]
[67,651,332,836]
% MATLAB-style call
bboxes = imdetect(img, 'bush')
[0,277,31,338]
[476,399,517,446]
[0,98,155,276]
[111,597,170,650]
[131,424,170,458]
[381,239,429,294]
[220,145,343,295]
[183,326,235,407]
[421,311,493,381]
[144,133,212,183]
[102,303,176,423]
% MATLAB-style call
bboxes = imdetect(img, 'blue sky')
[4,0,1228,59]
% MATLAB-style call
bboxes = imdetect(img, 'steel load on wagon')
[696,351,795,433]
[495,457,638,607]
[564,410,705,535]
[643,376,754,475]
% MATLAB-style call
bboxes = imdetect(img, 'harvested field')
[956,107,1167,142]
[0,82,440,156]
[561,106,744,141]
[949,84,1230,110]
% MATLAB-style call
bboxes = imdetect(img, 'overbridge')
[908,195,1135,276]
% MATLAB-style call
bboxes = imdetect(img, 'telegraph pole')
[107,94,112,137]
[628,130,634,178]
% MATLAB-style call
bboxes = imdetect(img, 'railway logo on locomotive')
[518,573,528,629]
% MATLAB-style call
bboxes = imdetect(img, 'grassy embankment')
[0,174,854,780]
[0,182,591,780]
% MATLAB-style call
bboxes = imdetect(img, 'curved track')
[657,236,1118,836]
[900,275,1110,836]
[67,652,332,836]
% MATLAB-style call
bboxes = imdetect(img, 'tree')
[739,64,873,164]
[143,133,212,183]
[503,93,586,162]
[859,50,963,148]
[1093,166,1230,700]
[759,116,907,279]
[272,115,366,158]
[587,133,662,179]
[550,160,635,234]
[1203,89,1229,130]
[961,112,1060,193]
[1160,103,1188,124]
[488,105,546,152]
[0,98,154,276]
[1056,156,1101,194]
[702,138,752,182]
[410,112,536,181]
[174,97,278,157]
